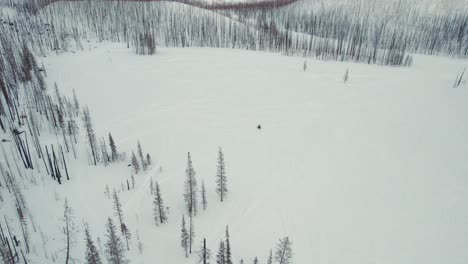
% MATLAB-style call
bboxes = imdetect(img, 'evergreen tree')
[274,237,292,264]
[184,152,198,216]
[201,180,207,210]
[225,226,232,264]
[189,214,195,254]
[146,153,152,167]
[253,257,258,264]
[82,106,99,165]
[112,190,130,250]
[267,249,273,264]
[153,181,168,225]
[131,151,140,174]
[104,218,127,264]
[137,141,147,171]
[216,241,226,264]
[216,147,228,202]
[109,133,118,162]
[63,199,75,264]
[72,89,80,116]
[197,238,211,264]
[84,224,102,264]
[180,215,189,258]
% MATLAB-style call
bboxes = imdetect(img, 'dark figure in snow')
[257,125,262,130]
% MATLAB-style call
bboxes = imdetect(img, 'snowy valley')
[0,1,467,264]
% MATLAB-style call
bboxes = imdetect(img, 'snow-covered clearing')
[36,42,468,264]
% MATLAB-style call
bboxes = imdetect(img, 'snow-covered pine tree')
[104,218,128,264]
[189,213,195,254]
[225,226,232,264]
[197,238,212,264]
[303,60,307,72]
[63,199,75,264]
[84,224,102,264]
[82,106,99,165]
[153,181,167,225]
[253,257,259,264]
[216,241,226,264]
[274,237,292,264]
[72,89,80,117]
[137,141,147,171]
[131,151,140,174]
[112,190,125,234]
[100,138,109,166]
[201,180,207,210]
[108,133,118,162]
[267,249,273,264]
[184,152,198,216]
[146,153,152,168]
[216,147,228,202]
[112,191,130,250]
[181,215,189,258]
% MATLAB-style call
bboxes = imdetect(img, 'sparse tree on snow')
[274,237,293,264]
[225,226,232,264]
[82,106,99,165]
[84,224,102,264]
[216,148,228,202]
[137,141,147,171]
[153,181,168,225]
[216,240,226,264]
[181,215,189,258]
[197,238,212,264]
[108,133,118,162]
[201,180,207,210]
[184,152,198,216]
[104,218,127,264]
[131,151,140,174]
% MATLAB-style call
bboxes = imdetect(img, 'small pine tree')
[216,241,226,264]
[84,224,102,264]
[181,215,189,258]
[197,238,212,264]
[189,214,195,254]
[274,237,293,264]
[303,60,307,72]
[225,226,232,264]
[109,133,118,162]
[216,148,228,202]
[201,180,207,210]
[137,141,147,171]
[112,190,131,250]
[153,181,168,225]
[184,152,198,216]
[267,249,273,264]
[72,89,80,116]
[131,152,140,174]
[253,257,258,264]
[82,106,99,165]
[146,153,152,167]
[104,218,127,264]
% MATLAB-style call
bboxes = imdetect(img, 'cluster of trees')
[1,0,430,65]
[232,0,468,61]
[130,141,152,174]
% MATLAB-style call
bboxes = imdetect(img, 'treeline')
[2,0,415,65]
[230,0,468,60]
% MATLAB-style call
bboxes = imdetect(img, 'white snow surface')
[23,43,468,264]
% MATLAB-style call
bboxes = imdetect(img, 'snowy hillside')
[0,0,467,264]
[35,43,468,264]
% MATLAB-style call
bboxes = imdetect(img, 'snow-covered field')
[36,42,468,264]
